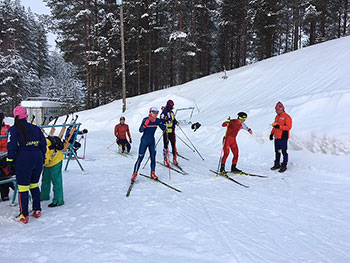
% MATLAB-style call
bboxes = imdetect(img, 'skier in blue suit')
[132,107,166,182]
[7,106,46,224]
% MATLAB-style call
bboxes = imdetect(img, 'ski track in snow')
[2,37,350,262]
[1,127,350,263]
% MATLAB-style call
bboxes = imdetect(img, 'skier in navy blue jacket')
[131,107,166,182]
[7,106,46,224]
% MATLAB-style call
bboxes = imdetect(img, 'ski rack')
[174,107,195,125]
[40,123,84,172]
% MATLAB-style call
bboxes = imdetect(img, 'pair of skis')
[126,173,181,197]
[157,161,187,175]
[209,169,267,188]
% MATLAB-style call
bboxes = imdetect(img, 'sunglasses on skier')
[151,110,159,114]
[238,116,247,120]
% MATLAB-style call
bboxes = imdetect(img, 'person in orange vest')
[114,116,132,153]
[269,101,292,173]
[220,112,253,174]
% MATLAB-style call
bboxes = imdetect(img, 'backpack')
[47,136,64,151]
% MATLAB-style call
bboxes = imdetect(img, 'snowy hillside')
[1,37,350,263]
[71,36,350,155]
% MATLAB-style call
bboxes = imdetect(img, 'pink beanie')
[13,106,28,120]
[275,101,285,111]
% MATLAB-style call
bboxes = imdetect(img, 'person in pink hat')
[269,102,292,173]
[6,106,46,223]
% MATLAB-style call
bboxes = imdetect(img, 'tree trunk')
[293,2,299,50]
[344,0,348,35]
[179,0,184,84]
[242,0,248,66]
[94,0,99,106]
[310,20,316,45]
[320,0,327,41]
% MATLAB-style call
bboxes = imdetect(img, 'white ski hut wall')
[21,99,61,125]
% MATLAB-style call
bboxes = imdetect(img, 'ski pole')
[176,134,195,152]
[216,136,226,176]
[107,141,116,149]
[83,134,87,159]
[177,125,204,161]
[167,145,171,182]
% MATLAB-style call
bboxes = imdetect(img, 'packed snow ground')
[1,37,350,263]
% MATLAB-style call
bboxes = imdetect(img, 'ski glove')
[82,129,88,133]
[273,125,280,129]
[226,117,231,123]
[143,119,150,129]
[269,134,274,141]
[248,129,253,135]
[129,138,132,144]
[7,161,15,175]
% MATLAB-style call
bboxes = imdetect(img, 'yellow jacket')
[44,138,64,167]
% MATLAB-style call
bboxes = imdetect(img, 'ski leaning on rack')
[229,171,267,178]
[209,170,249,188]
[139,173,181,193]
[157,161,186,175]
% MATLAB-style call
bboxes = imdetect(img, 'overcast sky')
[20,0,57,50]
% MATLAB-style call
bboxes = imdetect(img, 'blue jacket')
[139,117,166,140]
[7,119,46,161]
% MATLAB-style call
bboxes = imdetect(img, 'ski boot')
[19,214,29,224]
[32,210,41,218]
[151,171,158,180]
[231,164,242,174]
[131,172,137,182]
[219,164,226,174]
[270,161,281,170]
[279,163,287,173]
[164,157,170,167]
[173,155,179,165]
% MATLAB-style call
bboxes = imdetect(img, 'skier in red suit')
[220,112,253,174]
[114,116,132,153]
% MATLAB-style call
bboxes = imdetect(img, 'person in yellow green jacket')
[41,137,64,207]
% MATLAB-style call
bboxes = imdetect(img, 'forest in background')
[0,0,349,114]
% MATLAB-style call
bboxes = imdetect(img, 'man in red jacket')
[220,112,253,174]
[269,102,292,173]
[114,116,132,153]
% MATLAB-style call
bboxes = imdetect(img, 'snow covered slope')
[74,36,350,155]
[1,37,350,263]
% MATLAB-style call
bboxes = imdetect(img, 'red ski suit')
[221,119,250,165]
[114,124,131,140]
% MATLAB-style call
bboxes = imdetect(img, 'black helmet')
[237,112,247,120]
[120,116,125,121]
[166,99,174,109]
